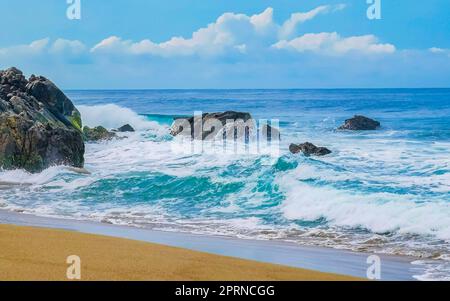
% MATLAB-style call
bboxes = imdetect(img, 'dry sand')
[0,224,361,281]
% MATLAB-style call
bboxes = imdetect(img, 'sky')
[0,0,449,89]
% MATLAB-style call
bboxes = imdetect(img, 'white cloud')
[92,8,277,57]
[273,32,396,55]
[50,39,86,55]
[90,36,129,53]
[1,6,397,63]
[91,6,344,58]
[250,7,275,34]
[0,38,49,57]
[279,4,346,39]
[429,47,445,53]
[429,47,450,57]
[0,38,87,59]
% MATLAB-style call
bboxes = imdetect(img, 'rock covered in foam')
[0,67,85,172]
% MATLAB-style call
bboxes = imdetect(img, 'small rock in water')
[338,115,380,130]
[116,124,135,132]
[289,142,332,156]
[83,126,117,142]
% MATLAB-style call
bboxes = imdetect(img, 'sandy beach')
[0,224,362,281]
[0,210,421,280]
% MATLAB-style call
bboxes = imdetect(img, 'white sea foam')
[0,166,68,185]
[412,259,450,281]
[277,166,450,241]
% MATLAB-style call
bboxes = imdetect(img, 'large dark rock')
[170,111,280,141]
[0,67,84,173]
[338,115,380,131]
[289,142,332,156]
[83,126,117,142]
[26,75,82,130]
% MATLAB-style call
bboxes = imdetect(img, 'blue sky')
[0,0,449,88]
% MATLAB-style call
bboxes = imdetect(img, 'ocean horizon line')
[63,87,450,92]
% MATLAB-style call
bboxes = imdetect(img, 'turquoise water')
[0,89,449,279]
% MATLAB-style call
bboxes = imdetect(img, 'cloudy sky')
[0,0,449,89]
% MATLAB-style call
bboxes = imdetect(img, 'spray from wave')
[78,104,166,132]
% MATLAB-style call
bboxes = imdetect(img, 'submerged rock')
[116,124,135,132]
[170,111,280,140]
[338,115,380,131]
[83,126,117,142]
[0,67,84,173]
[289,142,332,156]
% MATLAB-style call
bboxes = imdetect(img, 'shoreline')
[0,210,422,280]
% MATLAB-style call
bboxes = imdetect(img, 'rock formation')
[170,111,280,141]
[0,67,84,172]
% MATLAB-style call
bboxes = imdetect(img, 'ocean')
[0,89,449,280]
